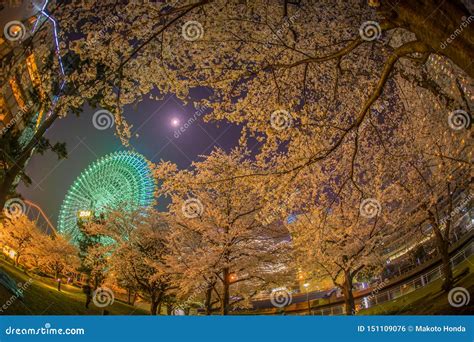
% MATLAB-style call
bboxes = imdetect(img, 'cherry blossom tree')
[3,0,472,214]
[39,235,80,279]
[0,215,79,277]
[0,1,470,315]
[86,208,173,315]
[155,148,293,315]
[163,218,220,315]
[288,176,419,315]
[77,218,111,289]
[377,77,472,291]
[57,0,472,176]
[0,215,43,266]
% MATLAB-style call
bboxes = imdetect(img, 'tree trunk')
[150,291,164,315]
[93,276,99,290]
[221,268,230,315]
[381,0,474,78]
[429,211,454,292]
[342,270,355,315]
[150,300,159,315]
[204,284,213,315]
[436,237,454,291]
[127,289,131,305]
[157,302,162,315]
[166,304,173,315]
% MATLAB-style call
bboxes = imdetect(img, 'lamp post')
[303,283,310,315]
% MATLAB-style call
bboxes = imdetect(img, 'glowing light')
[77,210,93,218]
[32,0,65,78]
[171,118,180,127]
[32,0,49,32]
[31,0,66,125]
[58,151,156,244]
[40,9,64,76]
[8,249,16,259]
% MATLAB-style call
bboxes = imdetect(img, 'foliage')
[86,208,172,314]
[156,148,294,314]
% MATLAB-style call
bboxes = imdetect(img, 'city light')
[77,210,92,218]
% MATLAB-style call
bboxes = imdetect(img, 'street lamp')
[303,283,310,315]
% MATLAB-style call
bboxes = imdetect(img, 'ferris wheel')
[57,151,156,244]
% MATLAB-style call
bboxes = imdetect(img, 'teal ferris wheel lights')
[57,151,155,243]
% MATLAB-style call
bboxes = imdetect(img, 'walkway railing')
[313,241,474,315]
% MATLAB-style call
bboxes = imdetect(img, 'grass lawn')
[1,254,473,315]
[0,258,149,315]
[358,256,474,315]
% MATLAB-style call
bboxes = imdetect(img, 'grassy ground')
[1,255,473,315]
[358,256,474,315]
[0,258,149,315]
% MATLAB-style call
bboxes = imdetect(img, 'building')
[0,14,51,143]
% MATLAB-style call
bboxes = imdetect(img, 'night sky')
[19,91,242,225]
[0,2,244,227]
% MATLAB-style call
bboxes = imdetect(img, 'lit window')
[0,95,9,122]
[9,77,26,111]
[26,54,42,89]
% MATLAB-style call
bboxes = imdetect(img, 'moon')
[171,118,180,127]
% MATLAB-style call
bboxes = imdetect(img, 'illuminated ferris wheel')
[57,151,156,243]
